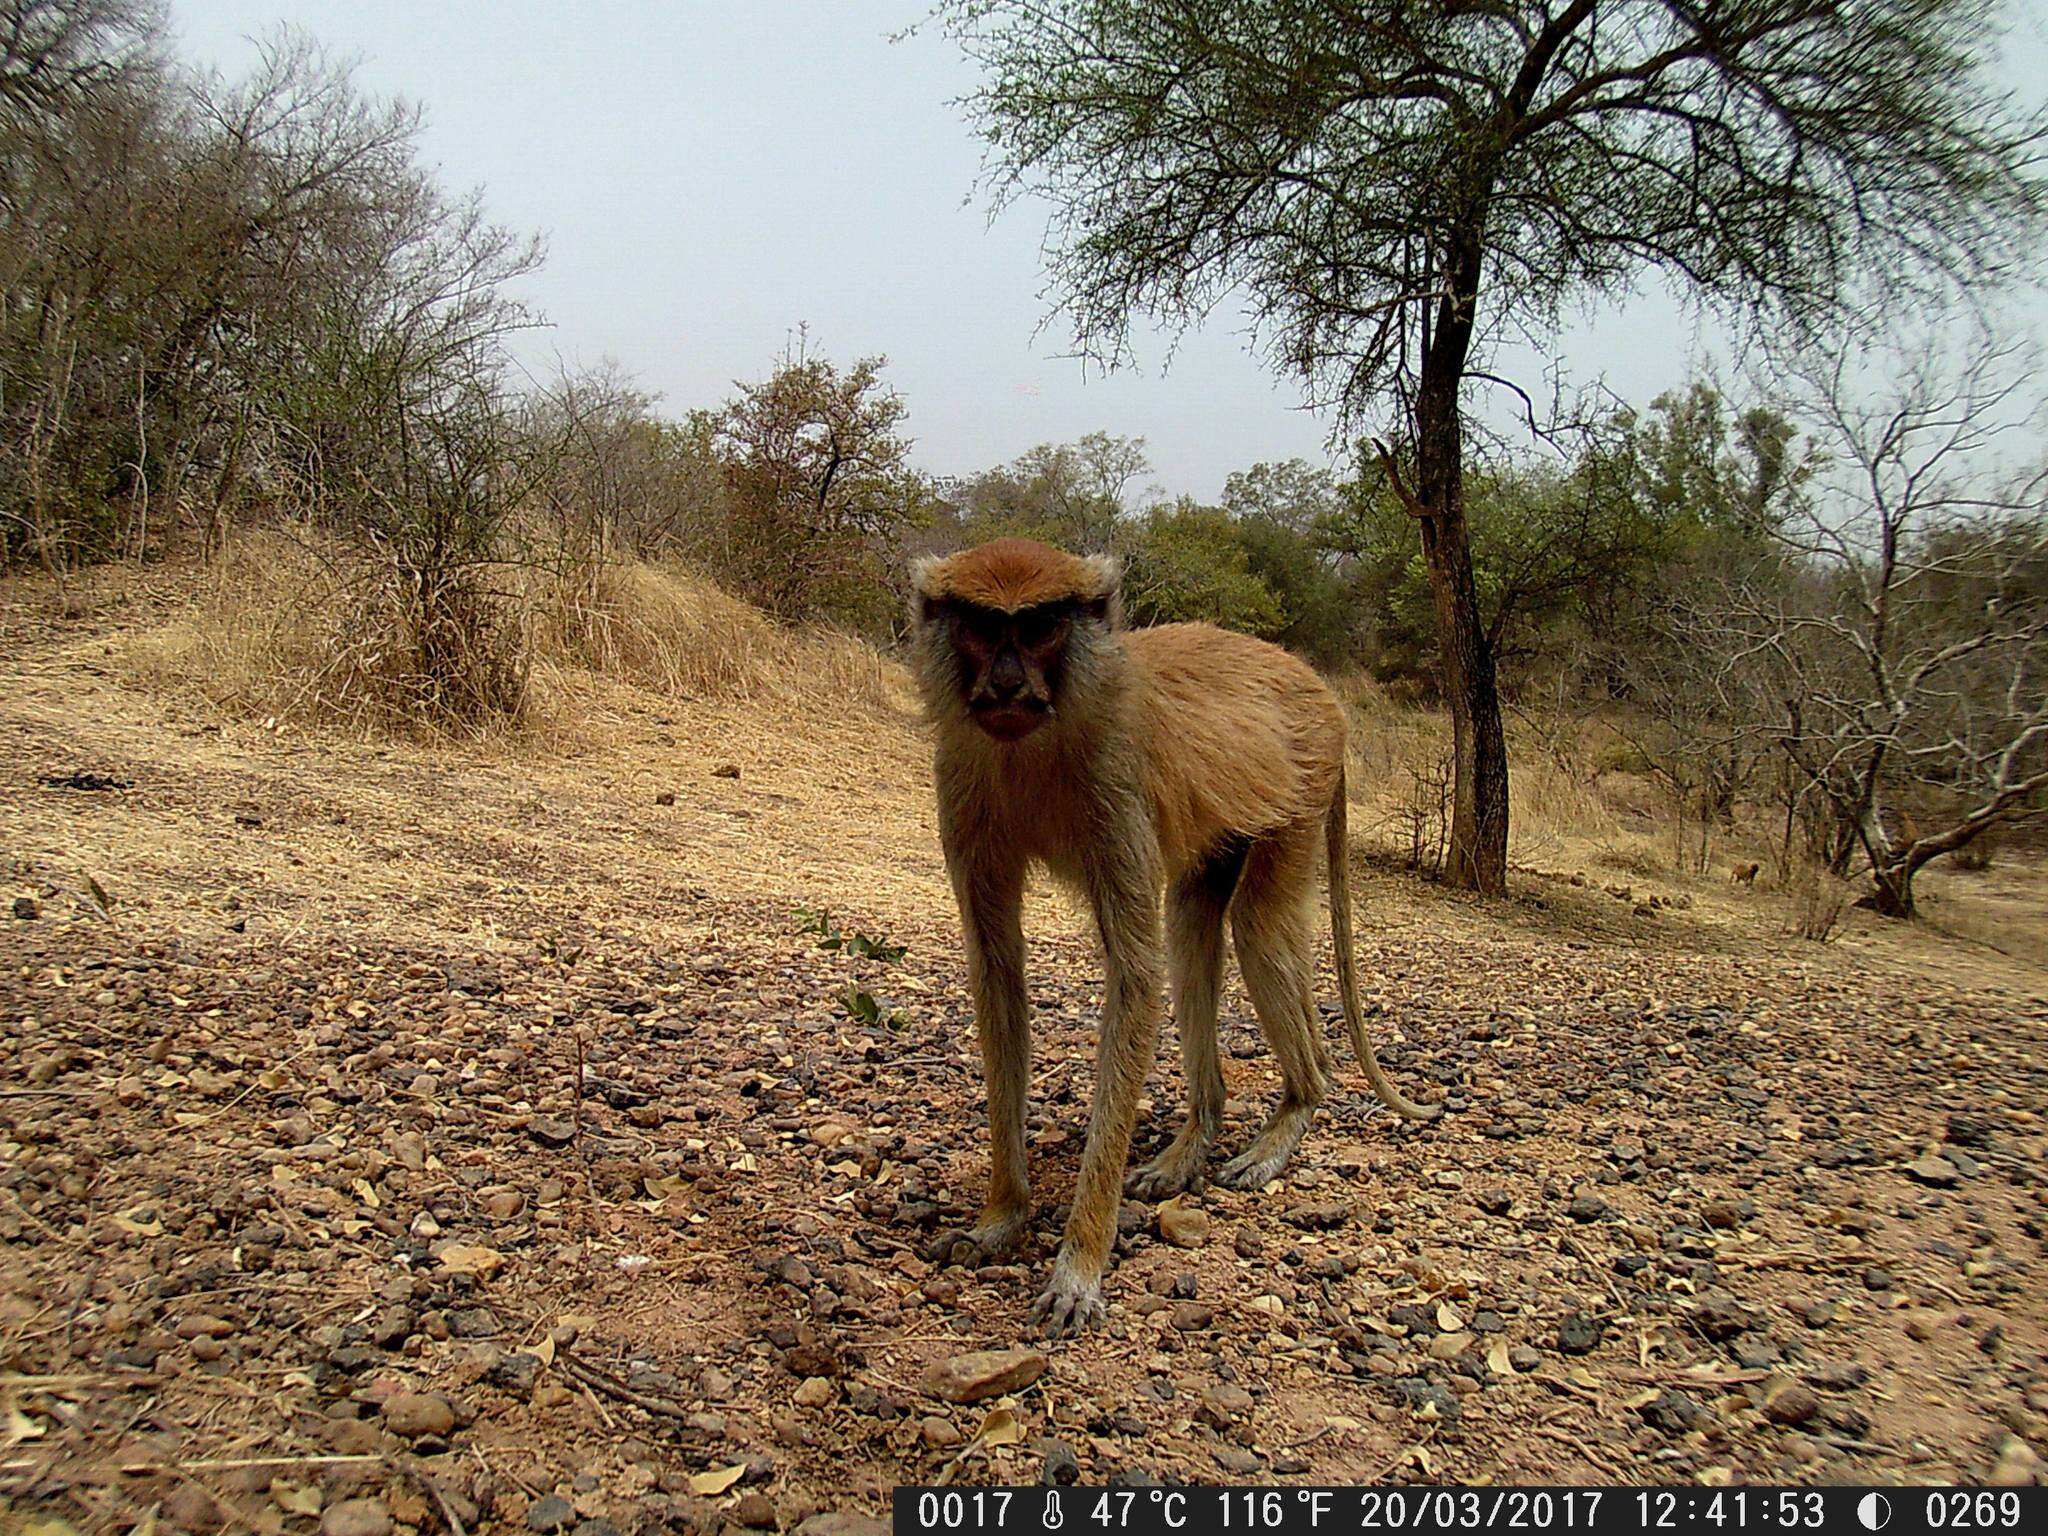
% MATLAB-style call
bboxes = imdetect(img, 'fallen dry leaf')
[688,1465,747,1497]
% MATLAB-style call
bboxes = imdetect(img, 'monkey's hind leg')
[1128,843,1244,1201]
[1215,832,1331,1191]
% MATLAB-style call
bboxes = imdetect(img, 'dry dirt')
[2,572,2045,1536]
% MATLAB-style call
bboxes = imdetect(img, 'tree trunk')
[1412,240,1509,896]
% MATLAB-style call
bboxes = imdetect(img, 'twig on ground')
[556,1348,700,1426]
[401,1452,472,1536]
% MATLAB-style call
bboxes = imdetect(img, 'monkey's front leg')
[932,852,1033,1264]
[1032,859,1164,1335]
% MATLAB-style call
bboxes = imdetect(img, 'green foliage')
[936,0,2045,421]
[797,908,906,963]
[949,432,1149,550]
[715,341,936,633]
[1221,461,1355,667]
[1119,498,1282,634]
[1317,386,1812,686]
[838,986,905,1029]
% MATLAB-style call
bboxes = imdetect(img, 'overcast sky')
[171,1,2048,501]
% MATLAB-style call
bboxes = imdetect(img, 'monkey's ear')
[908,555,943,627]
[1079,553,1123,629]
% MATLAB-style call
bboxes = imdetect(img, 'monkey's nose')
[987,651,1027,699]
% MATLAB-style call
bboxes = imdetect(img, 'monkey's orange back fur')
[1124,624,1345,877]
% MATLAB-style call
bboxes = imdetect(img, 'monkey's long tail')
[1327,764,1442,1121]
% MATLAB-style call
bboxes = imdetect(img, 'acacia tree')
[935,0,2045,892]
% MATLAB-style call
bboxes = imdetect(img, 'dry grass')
[88,543,2048,963]
[1332,673,1623,872]
[122,529,897,741]
[526,554,894,714]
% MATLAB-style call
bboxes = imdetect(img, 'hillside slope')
[2,563,2045,1530]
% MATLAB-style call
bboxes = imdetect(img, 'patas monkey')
[909,538,1437,1334]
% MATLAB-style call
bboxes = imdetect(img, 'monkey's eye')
[1014,607,1065,648]
[955,607,1005,647]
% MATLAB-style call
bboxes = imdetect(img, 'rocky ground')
[2,577,2046,1536]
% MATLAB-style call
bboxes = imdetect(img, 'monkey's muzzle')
[971,698,1051,742]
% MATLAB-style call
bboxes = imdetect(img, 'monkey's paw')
[1029,1272,1105,1337]
[1126,1146,1206,1201]
[1212,1147,1290,1191]
[922,1211,1028,1267]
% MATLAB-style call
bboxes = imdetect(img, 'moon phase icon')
[1857,1493,1892,1531]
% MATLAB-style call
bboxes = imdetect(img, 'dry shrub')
[126,530,530,735]
[1785,858,1854,943]
[126,530,895,738]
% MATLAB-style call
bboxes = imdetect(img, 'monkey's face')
[934,599,1085,742]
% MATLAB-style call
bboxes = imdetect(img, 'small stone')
[448,1306,501,1338]
[733,1492,778,1528]
[654,792,677,806]
[1692,1296,1756,1340]
[712,763,742,780]
[1761,1378,1820,1426]
[490,1353,543,1393]
[922,1347,1048,1404]
[1566,1195,1609,1222]
[1169,1302,1214,1331]
[11,895,39,920]
[1945,1115,1995,1149]
[794,1515,888,1536]
[527,1117,576,1148]
[321,1498,393,1536]
[1281,1201,1349,1230]
[1509,1346,1542,1372]
[382,1391,455,1439]
[1428,1332,1473,1360]
[1040,1439,1081,1486]
[1904,1310,1943,1342]
[1395,1380,1461,1420]
[1862,1267,1896,1292]
[1988,1434,2041,1487]
[480,1189,526,1219]
[1557,1312,1606,1355]
[1728,1331,1783,1372]
[1806,1362,1869,1391]
[1640,1390,1713,1434]
[920,1415,962,1448]
[1702,1200,1752,1230]
[794,1376,835,1408]
[1904,1154,1961,1187]
[164,1483,224,1534]
[526,1494,575,1532]
[1198,1383,1255,1427]
[1156,1202,1211,1249]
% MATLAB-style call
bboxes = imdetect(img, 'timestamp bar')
[893,1487,2040,1536]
